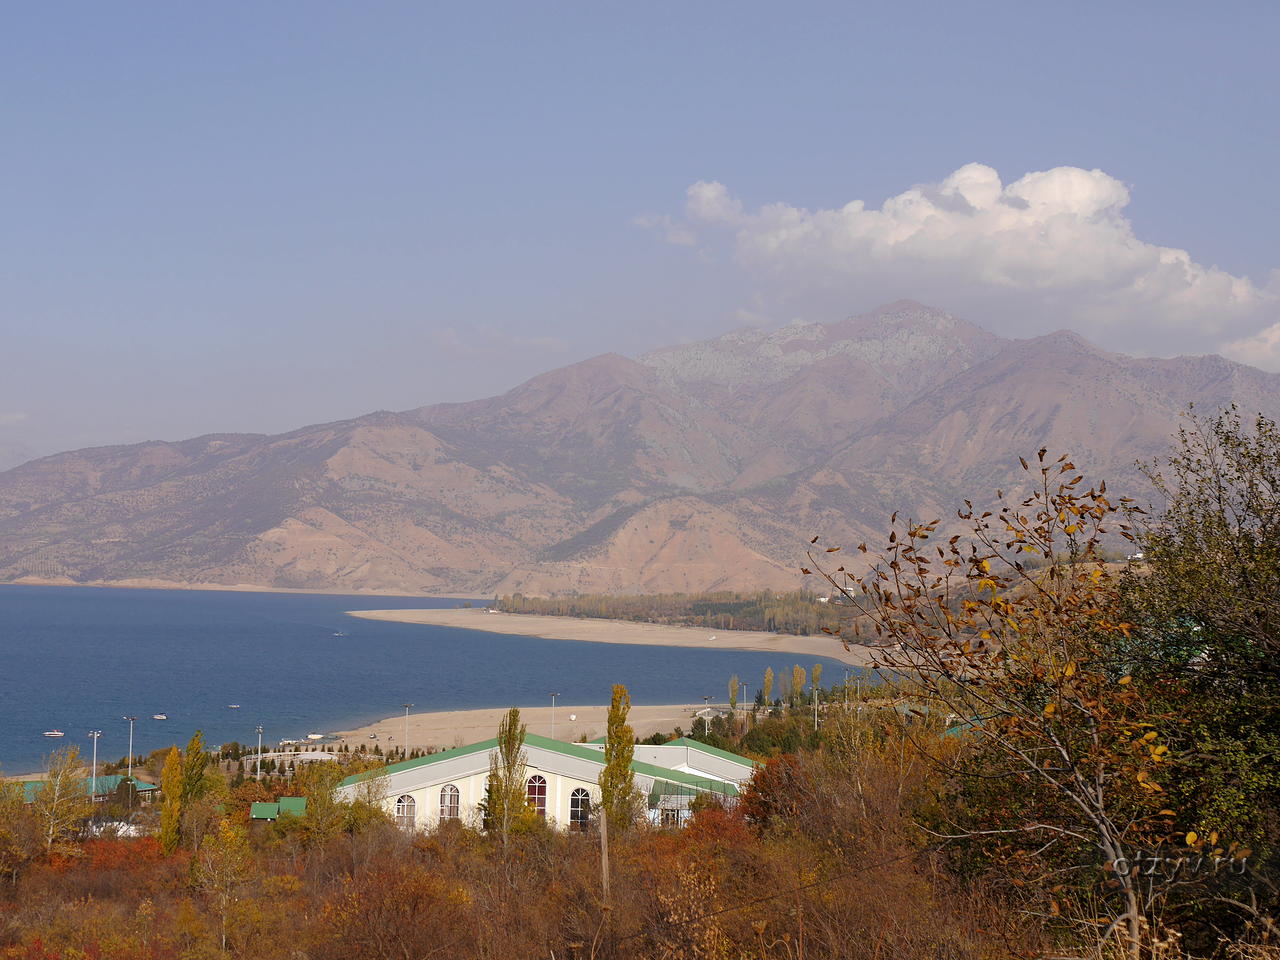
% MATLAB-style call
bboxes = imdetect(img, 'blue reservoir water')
[0,585,851,775]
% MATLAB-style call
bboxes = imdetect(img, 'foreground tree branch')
[808,451,1186,958]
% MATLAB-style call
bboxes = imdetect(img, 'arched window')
[526,774,547,818]
[569,788,591,830]
[394,794,416,830]
[439,784,460,821]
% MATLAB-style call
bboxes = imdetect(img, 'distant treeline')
[493,589,846,635]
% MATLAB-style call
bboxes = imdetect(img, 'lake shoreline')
[330,702,709,752]
[0,588,860,775]
[346,607,873,666]
[0,578,474,600]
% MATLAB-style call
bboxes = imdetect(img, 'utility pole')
[122,716,137,780]
[401,703,413,759]
[813,691,819,731]
[87,730,102,802]
[255,724,263,778]
[550,692,560,740]
[599,805,611,904]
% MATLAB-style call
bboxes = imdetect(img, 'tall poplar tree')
[181,731,211,805]
[158,746,183,854]
[791,664,807,705]
[484,707,528,846]
[599,683,635,832]
[178,731,223,850]
[763,666,774,704]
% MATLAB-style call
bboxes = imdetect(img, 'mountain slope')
[2,301,1276,595]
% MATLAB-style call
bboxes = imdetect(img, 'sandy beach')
[346,607,872,666]
[332,702,709,751]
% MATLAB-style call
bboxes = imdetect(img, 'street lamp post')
[550,693,560,740]
[122,716,137,780]
[401,703,413,759]
[88,730,102,802]
[255,725,264,778]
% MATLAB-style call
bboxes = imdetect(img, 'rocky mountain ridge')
[3,301,1276,595]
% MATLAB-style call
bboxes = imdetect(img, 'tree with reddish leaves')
[740,755,805,829]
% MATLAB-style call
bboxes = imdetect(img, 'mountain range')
[3,301,1277,596]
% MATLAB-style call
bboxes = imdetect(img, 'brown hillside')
[2,301,1276,595]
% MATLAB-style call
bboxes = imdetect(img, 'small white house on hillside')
[336,733,758,831]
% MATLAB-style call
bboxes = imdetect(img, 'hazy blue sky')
[2,1,1277,462]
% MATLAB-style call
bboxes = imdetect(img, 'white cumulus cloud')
[659,163,1280,368]
[1221,325,1280,369]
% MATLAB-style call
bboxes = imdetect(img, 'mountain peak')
[6,302,1279,597]
[638,301,1002,392]
[854,298,953,323]
[1034,328,1097,348]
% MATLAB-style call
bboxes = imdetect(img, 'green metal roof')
[628,757,740,796]
[18,774,157,803]
[525,733,624,763]
[340,739,499,788]
[647,777,738,804]
[340,732,738,796]
[342,734,633,786]
[250,797,307,820]
[665,738,760,769]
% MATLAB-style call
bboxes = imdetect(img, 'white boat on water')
[228,704,241,709]
[306,732,324,741]
[42,730,64,738]
[152,713,168,720]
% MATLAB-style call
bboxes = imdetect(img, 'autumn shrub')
[309,860,480,959]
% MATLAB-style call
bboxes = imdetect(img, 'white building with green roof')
[578,737,759,787]
[336,733,757,831]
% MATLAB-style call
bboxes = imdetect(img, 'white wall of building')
[342,743,633,831]
[340,739,742,832]
[377,767,607,831]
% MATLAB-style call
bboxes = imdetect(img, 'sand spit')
[346,607,872,666]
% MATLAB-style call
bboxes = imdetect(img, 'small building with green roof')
[336,733,756,831]
[249,797,307,822]
[19,774,158,804]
